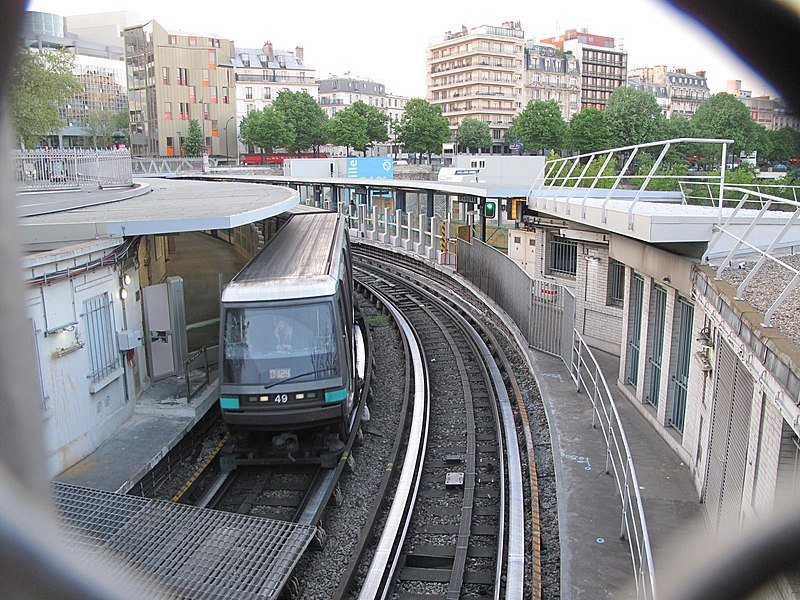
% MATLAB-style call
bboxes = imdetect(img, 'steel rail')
[356,251,526,599]
[356,282,431,599]
[332,281,414,599]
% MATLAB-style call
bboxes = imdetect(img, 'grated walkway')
[54,482,316,600]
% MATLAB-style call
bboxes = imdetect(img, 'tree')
[767,127,800,163]
[272,90,328,153]
[507,100,567,155]
[85,110,128,146]
[394,98,451,163]
[691,93,759,156]
[9,47,81,148]
[567,108,608,154]
[183,119,203,156]
[455,117,491,153]
[604,86,665,148]
[239,107,295,154]
[325,108,369,155]
[350,100,389,153]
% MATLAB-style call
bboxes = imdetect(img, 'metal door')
[704,338,753,533]
[142,277,188,381]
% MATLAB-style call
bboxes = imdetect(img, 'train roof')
[221,211,345,303]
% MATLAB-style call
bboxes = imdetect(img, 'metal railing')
[680,180,800,207]
[184,346,211,400]
[455,236,655,599]
[13,148,133,192]
[703,185,800,327]
[527,138,733,230]
[131,156,217,176]
[571,332,656,599]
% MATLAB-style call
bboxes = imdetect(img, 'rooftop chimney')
[295,46,304,62]
[263,41,274,61]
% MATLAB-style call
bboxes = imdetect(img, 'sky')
[26,0,783,100]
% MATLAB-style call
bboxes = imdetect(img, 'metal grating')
[53,482,316,599]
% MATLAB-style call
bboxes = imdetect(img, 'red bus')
[240,153,329,165]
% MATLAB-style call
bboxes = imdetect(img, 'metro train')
[218,208,365,464]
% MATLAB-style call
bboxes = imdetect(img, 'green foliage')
[9,47,81,148]
[395,98,451,160]
[766,127,800,163]
[325,108,369,153]
[350,100,389,149]
[324,101,388,154]
[581,157,618,189]
[567,108,608,154]
[629,153,690,191]
[456,117,491,152]
[183,119,203,156]
[239,107,295,154]
[604,86,665,148]
[272,90,328,153]
[84,110,124,147]
[691,93,758,156]
[508,100,567,154]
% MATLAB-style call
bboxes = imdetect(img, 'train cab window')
[222,302,340,386]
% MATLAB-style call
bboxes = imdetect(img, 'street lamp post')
[224,116,235,165]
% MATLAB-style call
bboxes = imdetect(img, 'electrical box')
[117,330,143,351]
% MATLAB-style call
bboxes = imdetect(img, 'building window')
[210,86,217,103]
[546,234,577,277]
[168,35,177,45]
[208,50,216,67]
[188,86,196,103]
[608,259,625,306]
[626,274,645,386]
[164,101,171,120]
[166,136,174,156]
[222,87,229,104]
[177,67,188,86]
[646,284,668,408]
[211,119,218,136]
[83,293,119,384]
[209,38,220,48]
[670,297,694,433]
[188,36,197,46]
[161,66,169,85]
[202,69,210,86]
[179,102,189,120]
[245,86,253,100]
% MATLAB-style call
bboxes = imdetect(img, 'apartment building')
[628,66,710,118]
[627,78,670,115]
[523,42,581,121]
[233,43,317,114]
[233,43,318,157]
[541,29,627,111]
[317,75,409,156]
[123,20,236,158]
[427,22,526,153]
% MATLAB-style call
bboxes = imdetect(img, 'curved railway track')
[339,246,531,599]
[136,243,551,599]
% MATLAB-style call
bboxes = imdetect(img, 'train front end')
[219,296,353,437]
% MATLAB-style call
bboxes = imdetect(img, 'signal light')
[485,200,496,219]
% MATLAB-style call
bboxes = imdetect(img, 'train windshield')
[222,302,340,386]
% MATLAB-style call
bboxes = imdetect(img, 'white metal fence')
[13,149,133,191]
